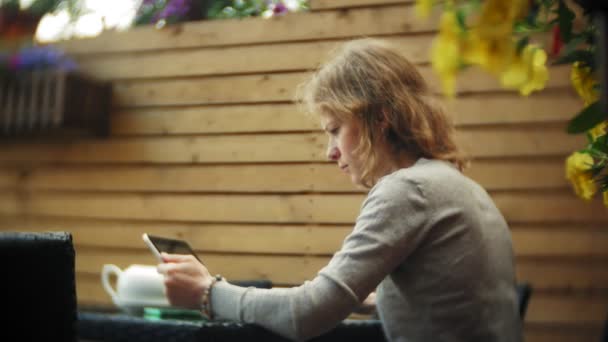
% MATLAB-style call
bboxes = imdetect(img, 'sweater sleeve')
[210,175,430,341]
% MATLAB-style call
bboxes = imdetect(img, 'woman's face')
[320,113,364,186]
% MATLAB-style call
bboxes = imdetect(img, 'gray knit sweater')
[211,158,522,341]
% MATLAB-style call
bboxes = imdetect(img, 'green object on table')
[143,307,204,321]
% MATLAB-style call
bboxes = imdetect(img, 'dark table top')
[77,311,386,342]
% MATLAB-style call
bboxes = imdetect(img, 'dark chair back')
[602,311,608,342]
[517,283,532,319]
[0,231,77,341]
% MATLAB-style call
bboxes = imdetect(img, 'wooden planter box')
[0,70,111,137]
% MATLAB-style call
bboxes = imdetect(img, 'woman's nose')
[327,145,341,161]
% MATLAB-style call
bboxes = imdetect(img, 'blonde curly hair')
[298,38,468,187]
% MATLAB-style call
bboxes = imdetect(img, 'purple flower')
[4,46,77,72]
[154,0,192,22]
[264,1,289,17]
[273,2,288,14]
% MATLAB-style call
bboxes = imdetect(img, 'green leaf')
[26,0,63,17]
[590,164,605,178]
[525,1,541,26]
[600,176,608,192]
[567,102,606,134]
[553,49,595,68]
[590,134,608,153]
[134,5,158,25]
[557,0,575,42]
[516,36,530,54]
[541,0,554,9]
[462,0,481,15]
[586,131,594,144]
[456,8,467,30]
[514,22,541,34]
[560,34,586,55]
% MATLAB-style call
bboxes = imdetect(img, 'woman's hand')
[156,252,214,309]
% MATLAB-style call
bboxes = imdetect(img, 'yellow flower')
[571,61,599,106]
[470,0,529,74]
[567,151,594,174]
[499,44,548,95]
[415,0,433,18]
[499,46,529,89]
[589,121,607,141]
[460,31,483,65]
[519,46,549,95]
[471,36,515,74]
[566,152,597,201]
[431,10,462,98]
[477,0,528,38]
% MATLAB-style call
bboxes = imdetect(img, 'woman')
[157,38,522,342]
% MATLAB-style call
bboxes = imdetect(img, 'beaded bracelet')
[201,274,223,320]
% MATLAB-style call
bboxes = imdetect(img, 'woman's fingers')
[156,254,213,309]
[164,275,203,308]
[161,265,209,309]
[158,253,206,275]
[157,258,206,277]
[161,252,197,263]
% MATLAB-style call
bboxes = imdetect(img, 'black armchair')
[0,231,77,341]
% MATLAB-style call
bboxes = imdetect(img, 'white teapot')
[101,264,169,314]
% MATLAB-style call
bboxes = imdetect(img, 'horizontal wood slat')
[447,90,580,126]
[516,259,608,292]
[455,126,584,158]
[0,171,18,188]
[57,4,438,54]
[524,326,602,342]
[112,73,304,107]
[0,192,336,223]
[75,36,433,80]
[76,248,327,284]
[111,104,320,135]
[492,193,607,224]
[310,0,413,10]
[109,67,571,108]
[0,192,605,224]
[1,217,606,257]
[527,293,608,324]
[0,158,574,193]
[464,158,572,191]
[73,247,608,291]
[0,128,586,164]
[0,133,326,164]
[108,91,580,135]
[513,228,608,258]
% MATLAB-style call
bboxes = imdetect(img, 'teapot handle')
[101,264,122,303]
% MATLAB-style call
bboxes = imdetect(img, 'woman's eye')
[329,127,340,135]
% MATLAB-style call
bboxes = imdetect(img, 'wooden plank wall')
[0,0,607,340]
